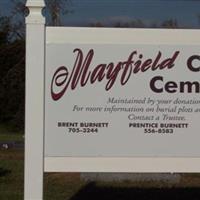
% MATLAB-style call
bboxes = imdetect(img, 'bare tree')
[89,22,104,27]
[161,19,179,29]
[11,0,73,29]
[0,16,11,44]
[47,0,73,26]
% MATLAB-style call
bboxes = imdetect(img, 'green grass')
[0,150,24,200]
[44,174,85,200]
[0,124,23,142]
[0,133,23,142]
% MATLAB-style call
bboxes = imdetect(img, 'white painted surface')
[46,27,200,45]
[45,43,200,157]
[45,157,200,172]
[24,0,45,199]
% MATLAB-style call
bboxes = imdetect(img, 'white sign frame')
[25,0,200,199]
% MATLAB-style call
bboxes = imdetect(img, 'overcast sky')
[1,0,200,28]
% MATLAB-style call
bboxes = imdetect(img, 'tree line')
[0,0,70,130]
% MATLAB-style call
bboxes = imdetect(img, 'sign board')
[45,28,200,160]
[25,1,200,199]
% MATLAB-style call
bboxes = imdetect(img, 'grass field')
[0,133,23,142]
[1,149,200,200]
[0,124,23,142]
[0,150,24,200]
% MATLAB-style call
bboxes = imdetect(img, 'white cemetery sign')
[25,0,200,199]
